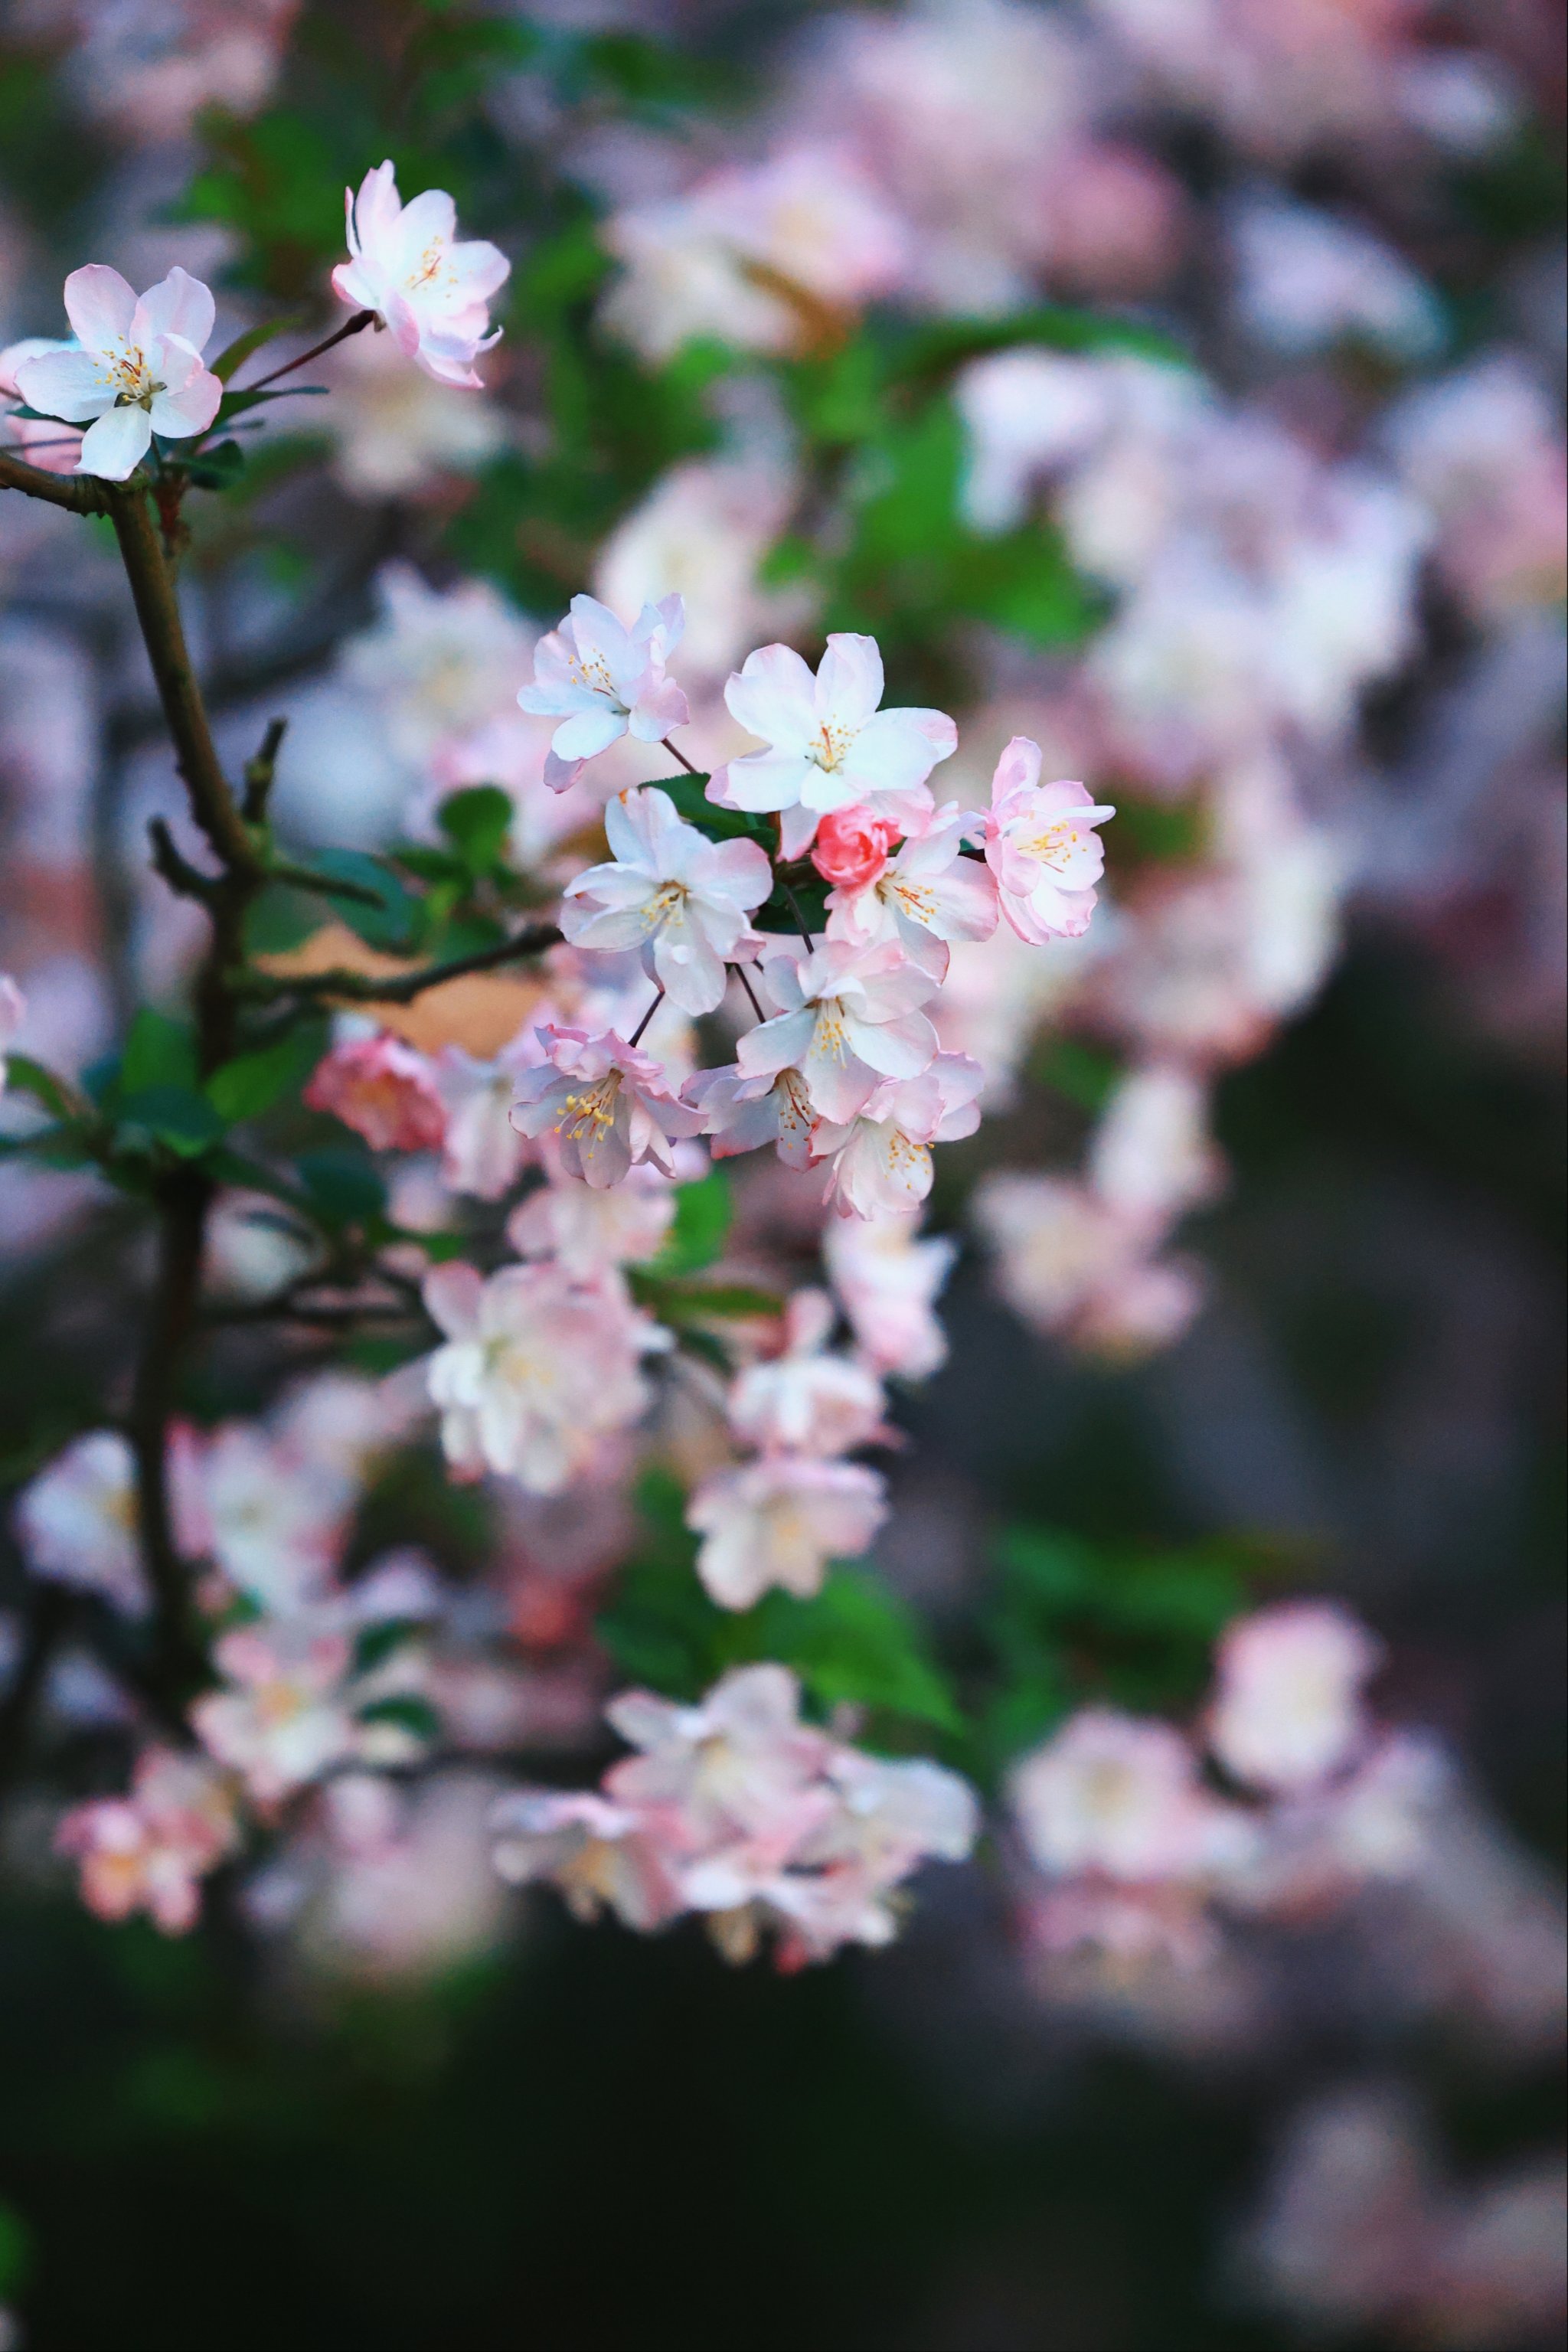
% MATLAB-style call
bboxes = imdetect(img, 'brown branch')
[235,920,564,1006]
[106,486,260,879]
[0,447,114,515]
[126,1165,214,1711]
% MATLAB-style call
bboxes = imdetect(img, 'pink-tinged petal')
[149,362,222,439]
[815,632,884,730]
[543,750,585,792]
[353,161,403,250]
[423,1259,485,1341]
[845,1006,939,1080]
[691,835,773,908]
[724,750,816,813]
[627,675,690,740]
[779,801,822,861]
[552,706,628,761]
[135,267,214,355]
[394,185,458,268]
[991,734,1043,804]
[445,237,511,300]
[11,346,115,423]
[840,707,956,795]
[63,264,137,354]
[332,256,377,314]
[737,1007,815,1082]
[724,642,818,751]
[76,403,152,480]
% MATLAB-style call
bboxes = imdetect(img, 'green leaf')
[1033,1037,1121,1114]
[353,1619,426,1674]
[436,785,514,875]
[120,1008,198,1097]
[183,437,247,490]
[119,1083,225,1158]
[750,1570,963,1733]
[211,312,302,383]
[757,873,828,937]
[629,1273,784,1324]
[648,771,773,847]
[356,1694,440,1741]
[651,1167,731,1277]
[292,850,420,951]
[204,1021,327,1124]
[2,1052,77,1120]
[295,1148,385,1227]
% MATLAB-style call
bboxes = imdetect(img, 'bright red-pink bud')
[304,1035,447,1154]
[810,805,898,891]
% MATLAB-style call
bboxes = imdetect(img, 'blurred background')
[0,1,1562,2345]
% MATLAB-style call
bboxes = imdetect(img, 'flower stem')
[735,965,766,1023]
[243,308,377,392]
[661,735,700,776]
[628,989,666,1047]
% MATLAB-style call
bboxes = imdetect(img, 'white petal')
[136,266,215,354]
[724,642,818,752]
[76,403,152,480]
[11,347,114,423]
[63,264,137,354]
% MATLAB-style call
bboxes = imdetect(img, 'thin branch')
[242,717,288,826]
[235,920,564,1006]
[734,964,766,1023]
[661,735,700,776]
[0,447,114,516]
[147,817,220,905]
[106,485,260,878]
[779,880,817,950]
[241,309,377,392]
[628,988,665,1047]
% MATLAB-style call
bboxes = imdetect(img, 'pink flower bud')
[304,1035,447,1155]
[810,805,899,890]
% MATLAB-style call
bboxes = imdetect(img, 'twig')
[779,880,817,951]
[147,817,220,905]
[0,447,113,516]
[628,988,665,1047]
[242,717,288,826]
[734,964,767,1023]
[234,921,564,1006]
[241,309,376,392]
[661,735,700,776]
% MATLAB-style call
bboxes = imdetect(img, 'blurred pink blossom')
[332,162,509,388]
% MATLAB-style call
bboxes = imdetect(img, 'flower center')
[809,720,854,773]
[1018,819,1081,871]
[557,1072,622,1145]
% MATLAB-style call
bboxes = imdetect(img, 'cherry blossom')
[13,1430,149,1615]
[822,804,998,978]
[1009,1706,1253,1884]
[560,785,773,1015]
[15,265,221,481]
[304,1034,447,1155]
[172,1420,351,1614]
[725,1289,887,1459]
[510,1024,704,1189]
[810,805,900,892]
[736,938,940,1126]
[822,1211,956,1379]
[972,1169,1206,1357]
[332,161,509,387]
[684,1062,817,1171]
[423,1259,657,1491]
[56,1747,238,1935]
[0,341,83,473]
[433,1027,549,1200]
[686,1455,888,1609]
[717,633,956,858]
[518,593,689,792]
[1207,1602,1383,1795]
[811,1052,983,1220]
[191,1623,361,1806]
[984,737,1116,944]
[505,1160,676,1279]
[489,1788,685,1929]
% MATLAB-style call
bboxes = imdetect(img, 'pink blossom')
[332,161,509,388]
[1207,1602,1383,1795]
[811,805,899,891]
[15,265,221,481]
[726,1289,887,1459]
[172,1420,351,1613]
[972,1169,1205,1357]
[561,785,773,1015]
[518,593,689,792]
[1087,1062,1225,1227]
[489,1788,686,1929]
[984,737,1115,943]
[13,1430,149,1615]
[684,1062,817,1171]
[505,1161,676,1279]
[0,341,84,473]
[56,1746,237,1935]
[736,938,939,1126]
[1009,1707,1254,1884]
[594,456,814,684]
[811,1053,983,1220]
[191,1622,361,1805]
[0,972,24,1070]
[304,1034,447,1155]
[822,804,998,979]
[603,1666,835,1845]
[433,1024,552,1200]
[510,1025,704,1189]
[822,1212,956,1380]
[686,1455,888,1608]
[1386,356,1568,621]
[717,633,956,858]
[423,1259,657,1491]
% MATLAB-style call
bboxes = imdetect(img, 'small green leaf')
[2,1053,77,1119]
[750,1570,963,1733]
[183,437,247,489]
[211,312,302,383]
[205,1021,327,1125]
[650,772,773,847]
[652,1167,732,1277]
[295,1148,385,1227]
[357,1694,440,1740]
[120,1008,198,1096]
[292,850,420,951]
[354,1619,426,1674]
[436,785,514,875]
[630,1274,784,1323]
[119,1084,225,1158]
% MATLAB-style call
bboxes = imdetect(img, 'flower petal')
[724,642,818,753]
[136,266,214,355]
[63,264,137,354]
[76,403,152,480]
[11,347,114,423]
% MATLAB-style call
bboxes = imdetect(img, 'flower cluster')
[491,1663,977,1969]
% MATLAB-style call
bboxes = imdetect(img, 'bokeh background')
[0,2,1563,2346]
